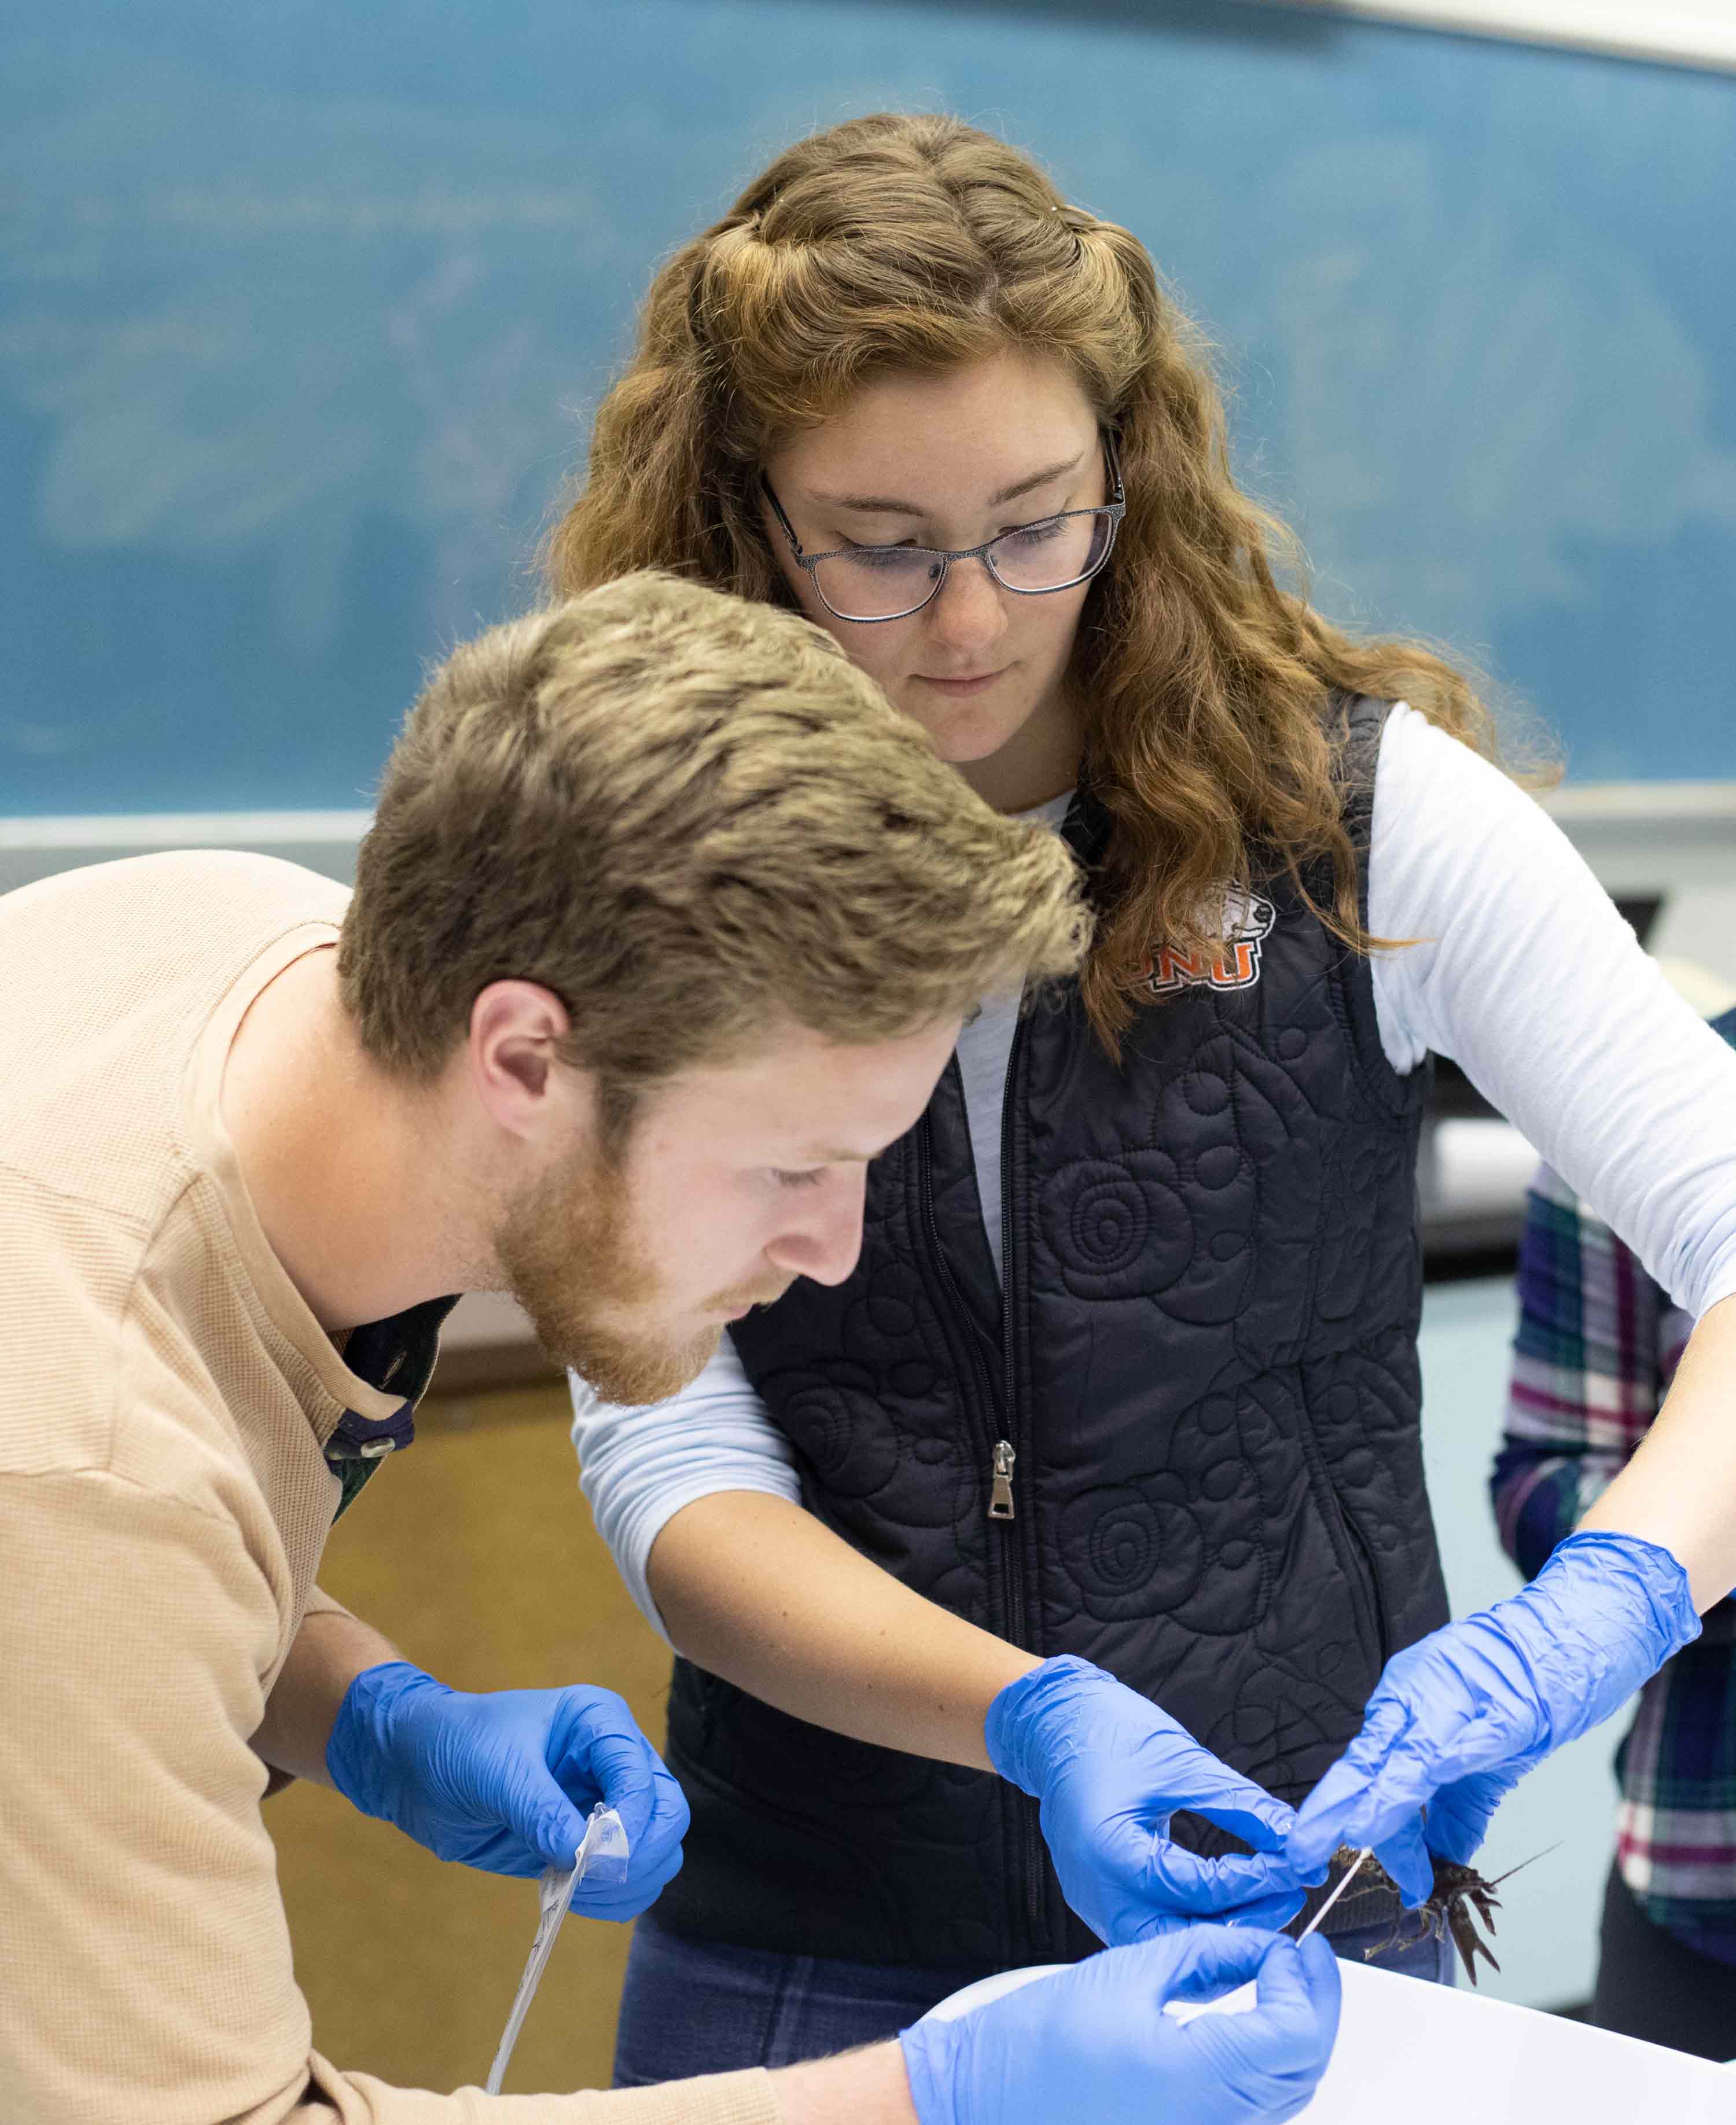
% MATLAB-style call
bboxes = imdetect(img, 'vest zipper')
[915,1117,1012,1575]
[916,1106,1044,1958]
[1338,1498,1392,1667]
[998,1013,1047,1943]
[996,1019,1030,1648]
[989,1440,1017,1519]
[1295,1416,1391,1673]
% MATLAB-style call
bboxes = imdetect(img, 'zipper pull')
[989,1439,1017,1521]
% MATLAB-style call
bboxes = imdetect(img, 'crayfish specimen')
[1324,1844,1539,1986]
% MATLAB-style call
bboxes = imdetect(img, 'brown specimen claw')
[1324,1845,1547,1986]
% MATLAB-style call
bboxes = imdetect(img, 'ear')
[467,980,593,1145]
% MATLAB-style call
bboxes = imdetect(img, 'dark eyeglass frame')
[760,430,1126,624]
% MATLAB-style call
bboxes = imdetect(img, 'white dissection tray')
[925,1957,1736,2120]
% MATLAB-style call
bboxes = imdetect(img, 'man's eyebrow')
[806,450,1087,517]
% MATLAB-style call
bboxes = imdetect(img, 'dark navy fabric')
[658,697,1447,1968]
[1592,1864,1736,2060]
[326,1293,457,1517]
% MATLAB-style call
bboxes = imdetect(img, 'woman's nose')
[925,556,1009,653]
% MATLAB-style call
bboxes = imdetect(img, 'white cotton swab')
[1296,1844,1373,1946]
[1165,1845,1375,2028]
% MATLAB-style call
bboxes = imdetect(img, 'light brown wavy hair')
[340,571,1088,1133]
[549,113,1534,1051]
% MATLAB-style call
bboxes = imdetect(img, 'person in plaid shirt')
[1493,999,1736,2059]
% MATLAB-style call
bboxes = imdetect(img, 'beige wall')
[271,1384,672,2100]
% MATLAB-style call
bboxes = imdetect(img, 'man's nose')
[767,1168,867,1288]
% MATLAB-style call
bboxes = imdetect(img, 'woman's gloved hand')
[900,1927,1341,2125]
[1288,1530,1700,1904]
[987,1657,1308,1943]
[326,1660,688,1920]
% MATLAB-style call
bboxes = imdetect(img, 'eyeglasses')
[761,432,1126,624]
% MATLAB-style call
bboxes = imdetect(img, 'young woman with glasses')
[549,113,1736,2085]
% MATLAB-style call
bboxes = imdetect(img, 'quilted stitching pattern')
[659,701,1450,1969]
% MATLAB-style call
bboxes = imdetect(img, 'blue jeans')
[611,1912,1454,2085]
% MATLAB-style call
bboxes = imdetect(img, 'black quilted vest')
[657,696,1449,1969]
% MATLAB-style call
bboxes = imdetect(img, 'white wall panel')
[1261,1,1736,71]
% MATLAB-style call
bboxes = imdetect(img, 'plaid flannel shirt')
[1492,1001,1736,1965]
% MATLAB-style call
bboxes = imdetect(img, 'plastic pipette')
[484,1802,630,2095]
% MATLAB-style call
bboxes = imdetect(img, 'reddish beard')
[495,1141,721,1405]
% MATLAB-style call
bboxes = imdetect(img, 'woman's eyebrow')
[807,450,1087,517]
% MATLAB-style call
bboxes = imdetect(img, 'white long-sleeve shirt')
[572,705,1736,1636]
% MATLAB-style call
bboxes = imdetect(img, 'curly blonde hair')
[549,113,1530,1050]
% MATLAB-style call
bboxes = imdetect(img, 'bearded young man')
[0,573,1339,2125]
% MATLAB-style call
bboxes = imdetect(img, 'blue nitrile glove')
[1288,1530,1700,1905]
[326,1661,688,1920]
[900,1926,1341,2125]
[987,1657,1308,1943]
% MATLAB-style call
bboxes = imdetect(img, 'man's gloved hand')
[987,1657,1307,1943]
[1288,1530,1700,1905]
[900,1927,1341,2125]
[326,1661,688,1921]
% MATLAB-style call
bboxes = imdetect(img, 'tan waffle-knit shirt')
[0,853,779,2125]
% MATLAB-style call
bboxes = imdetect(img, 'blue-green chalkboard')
[3,0,1733,812]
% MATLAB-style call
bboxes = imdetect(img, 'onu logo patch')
[1144,887,1276,997]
